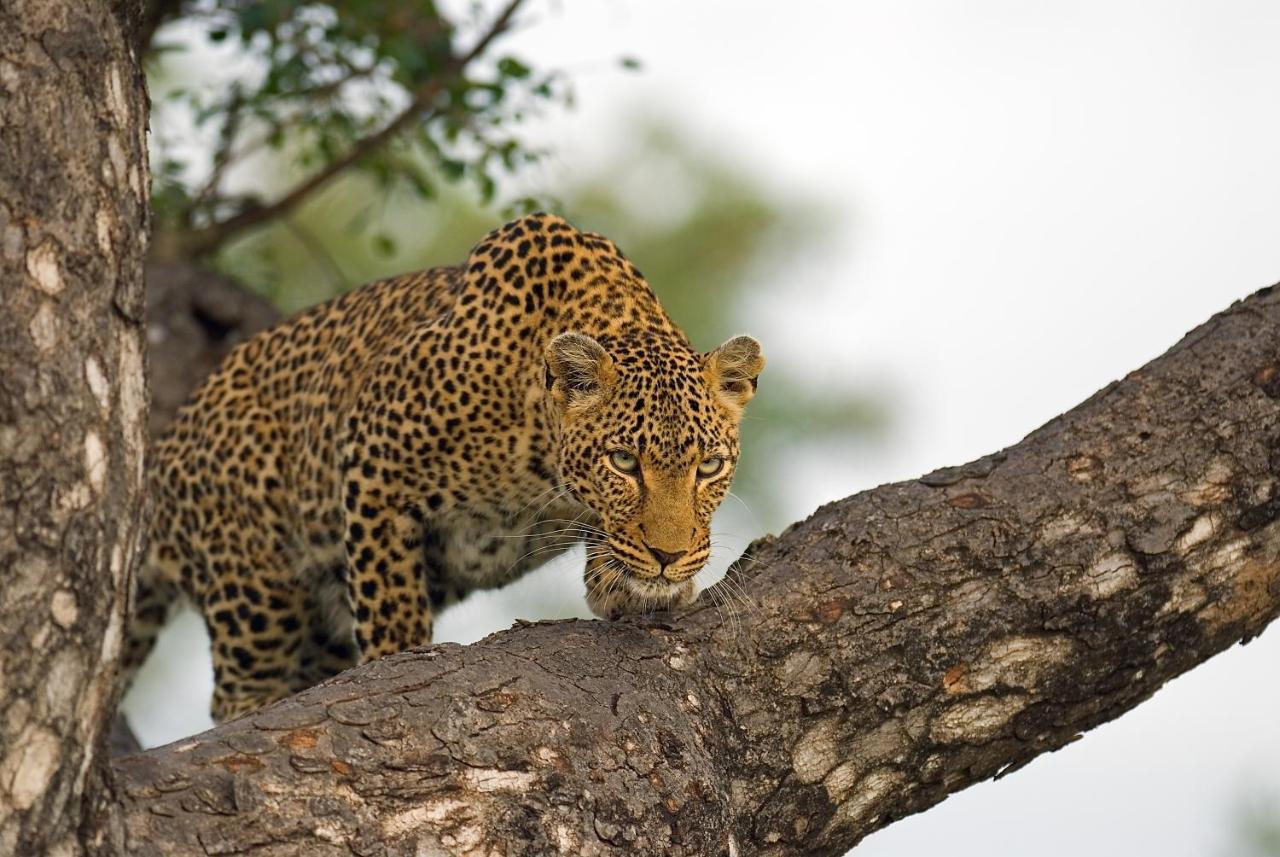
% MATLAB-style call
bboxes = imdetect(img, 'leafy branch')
[149,0,561,260]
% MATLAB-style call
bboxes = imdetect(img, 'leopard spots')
[127,213,763,720]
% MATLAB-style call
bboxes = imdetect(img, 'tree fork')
[113,285,1280,855]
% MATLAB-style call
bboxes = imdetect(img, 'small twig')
[458,0,526,66]
[193,61,378,190]
[184,85,246,227]
[271,59,378,104]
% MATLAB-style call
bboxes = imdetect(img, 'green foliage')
[146,0,563,237]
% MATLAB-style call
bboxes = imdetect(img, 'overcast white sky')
[128,3,1280,854]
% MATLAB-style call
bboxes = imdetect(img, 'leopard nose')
[646,545,687,568]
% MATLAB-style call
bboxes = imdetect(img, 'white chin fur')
[623,575,696,609]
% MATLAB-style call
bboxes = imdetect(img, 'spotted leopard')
[125,213,765,721]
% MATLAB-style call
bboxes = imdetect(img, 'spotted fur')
[126,214,764,721]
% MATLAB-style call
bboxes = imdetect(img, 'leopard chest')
[423,497,596,608]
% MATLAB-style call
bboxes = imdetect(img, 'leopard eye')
[697,456,726,479]
[608,450,640,474]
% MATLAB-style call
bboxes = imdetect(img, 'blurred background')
[124,2,1280,854]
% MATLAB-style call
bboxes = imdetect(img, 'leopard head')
[545,330,764,617]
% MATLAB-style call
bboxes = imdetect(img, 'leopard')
[124,212,765,722]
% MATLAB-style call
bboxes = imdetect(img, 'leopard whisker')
[510,482,572,519]
[723,490,764,534]
[715,573,758,616]
[520,485,576,526]
[535,517,609,538]
[499,537,597,578]
[703,581,743,639]
[709,538,761,570]
[495,526,596,540]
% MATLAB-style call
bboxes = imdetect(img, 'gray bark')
[112,285,1280,856]
[0,0,150,853]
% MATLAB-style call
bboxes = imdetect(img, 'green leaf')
[497,56,532,79]
[476,170,496,203]
[618,55,642,71]
[497,139,518,170]
[372,233,397,257]
[401,168,435,200]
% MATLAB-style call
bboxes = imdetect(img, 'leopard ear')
[544,332,616,411]
[704,335,765,412]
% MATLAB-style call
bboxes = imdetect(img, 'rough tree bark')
[0,0,150,853]
[110,285,1280,856]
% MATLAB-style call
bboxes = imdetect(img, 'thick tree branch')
[113,285,1280,855]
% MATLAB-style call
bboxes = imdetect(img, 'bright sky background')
[127,3,1280,854]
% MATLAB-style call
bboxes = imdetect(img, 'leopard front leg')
[341,476,434,661]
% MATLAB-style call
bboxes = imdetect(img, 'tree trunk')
[0,1,150,853]
[111,285,1280,855]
